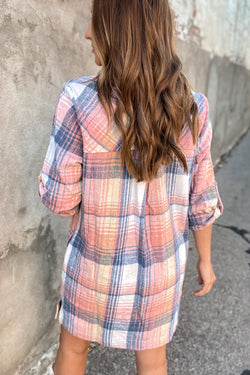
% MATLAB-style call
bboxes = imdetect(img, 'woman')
[39,1,223,374]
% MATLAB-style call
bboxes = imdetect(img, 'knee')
[135,345,167,372]
[59,325,91,356]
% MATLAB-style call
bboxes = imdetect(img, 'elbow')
[188,201,223,231]
[54,204,81,217]
[40,192,81,216]
[188,182,223,231]
[38,174,82,216]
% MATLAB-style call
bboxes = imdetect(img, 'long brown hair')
[91,0,199,182]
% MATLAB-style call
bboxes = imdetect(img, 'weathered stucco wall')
[177,38,250,163]
[170,0,250,69]
[170,0,250,162]
[0,1,98,374]
[0,1,249,374]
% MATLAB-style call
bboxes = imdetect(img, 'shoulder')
[192,91,209,131]
[179,91,210,151]
[62,75,98,103]
[192,91,212,152]
[192,91,209,114]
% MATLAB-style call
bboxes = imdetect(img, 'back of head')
[92,0,199,182]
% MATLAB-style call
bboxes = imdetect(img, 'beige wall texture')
[170,0,250,69]
[170,0,250,163]
[0,1,249,374]
[1,1,98,374]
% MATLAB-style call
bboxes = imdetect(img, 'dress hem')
[55,299,177,351]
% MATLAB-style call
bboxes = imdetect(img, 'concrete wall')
[0,1,98,375]
[177,38,250,163]
[0,1,249,374]
[170,0,250,69]
[170,0,250,162]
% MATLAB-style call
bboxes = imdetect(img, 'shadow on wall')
[241,371,250,375]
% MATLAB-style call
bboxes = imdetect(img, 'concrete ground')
[19,130,250,375]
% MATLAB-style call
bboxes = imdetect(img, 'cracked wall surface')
[0,1,98,374]
[170,0,250,69]
[0,1,249,374]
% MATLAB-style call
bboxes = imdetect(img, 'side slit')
[54,299,62,320]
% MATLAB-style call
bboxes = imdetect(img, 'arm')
[193,224,212,263]
[38,83,83,216]
[188,95,223,296]
[192,225,216,297]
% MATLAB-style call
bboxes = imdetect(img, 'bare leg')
[53,325,91,375]
[135,345,167,375]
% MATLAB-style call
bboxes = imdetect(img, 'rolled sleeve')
[38,83,83,216]
[188,96,223,231]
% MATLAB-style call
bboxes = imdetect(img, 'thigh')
[59,325,91,354]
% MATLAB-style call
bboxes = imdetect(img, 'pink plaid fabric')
[39,76,223,350]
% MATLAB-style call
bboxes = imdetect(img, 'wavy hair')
[91,0,199,182]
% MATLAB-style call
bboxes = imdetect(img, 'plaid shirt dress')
[39,76,223,350]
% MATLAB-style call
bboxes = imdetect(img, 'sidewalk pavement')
[24,130,250,375]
